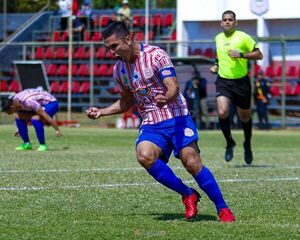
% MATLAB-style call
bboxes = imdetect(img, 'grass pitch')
[0,125,299,240]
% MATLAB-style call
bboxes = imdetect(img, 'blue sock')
[15,118,30,143]
[147,159,193,196]
[31,119,45,144]
[194,166,227,212]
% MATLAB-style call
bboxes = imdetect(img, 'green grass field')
[0,125,299,240]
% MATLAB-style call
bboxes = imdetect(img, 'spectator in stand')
[77,0,96,30]
[117,0,132,26]
[253,70,271,129]
[56,0,72,30]
[1,89,62,151]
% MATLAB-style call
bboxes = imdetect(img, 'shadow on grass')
[150,212,217,222]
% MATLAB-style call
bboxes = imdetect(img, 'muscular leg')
[31,115,45,145]
[15,112,34,143]
[136,141,193,196]
[179,142,228,212]
[217,96,235,146]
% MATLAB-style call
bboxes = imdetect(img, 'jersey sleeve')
[243,33,259,52]
[152,49,176,80]
[113,64,130,93]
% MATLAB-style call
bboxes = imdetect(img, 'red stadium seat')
[265,66,275,78]
[74,47,86,59]
[91,32,102,41]
[98,64,108,76]
[57,64,68,76]
[0,81,9,91]
[152,13,163,27]
[72,64,78,76]
[72,81,81,93]
[204,47,215,58]
[293,83,300,95]
[164,12,174,27]
[77,64,90,76]
[52,31,61,41]
[95,47,106,59]
[99,15,110,28]
[9,80,20,92]
[132,15,143,27]
[46,64,58,76]
[44,47,55,59]
[55,47,67,59]
[34,47,45,59]
[275,66,282,77]
[192,48,203,56]
[134,31,144,41]
[84,31,91,41]
[107,64,114,76]
[50,81,60,93]
[59,81,69,93]
[79,81,90,93]
[270,83,281,96]
[287,65,297,78]
[60,31,69,41]
[285,82,293,95]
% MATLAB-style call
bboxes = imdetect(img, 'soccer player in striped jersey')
[86,21,235,222]
[1,88,62,151]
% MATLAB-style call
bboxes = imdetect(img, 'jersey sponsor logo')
[144,68,153,78]
[136,87,150,96]
[133,71,141,82]
[184,128,194,137]
[122,75,129,85]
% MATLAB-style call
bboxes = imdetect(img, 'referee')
[210,10,263,165]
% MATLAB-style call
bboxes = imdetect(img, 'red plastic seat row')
[264,65,300,78]
[270,82,294,96]
[46,64,114,77]
[0,80,20,92]
[50,81,90,94]
[132,12,174,28]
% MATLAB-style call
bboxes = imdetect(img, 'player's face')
[6,102,18,115]
[104,33,132,62]
[221,13,237,33]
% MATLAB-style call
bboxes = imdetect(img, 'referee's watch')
[239,52,244,58]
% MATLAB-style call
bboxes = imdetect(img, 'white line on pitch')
[0,177,299,191]
[1,165,300,173]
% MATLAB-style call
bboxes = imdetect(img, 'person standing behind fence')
[56,0,72,30]
[253,70,271,129]
[210,10,263,165]
[1,89,62,151]
[117,0,132,27]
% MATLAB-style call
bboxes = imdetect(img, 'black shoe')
[225,141,236,162]
[244,142,253,165]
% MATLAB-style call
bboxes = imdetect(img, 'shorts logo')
[184,128,194,137]
[161,69,171,76]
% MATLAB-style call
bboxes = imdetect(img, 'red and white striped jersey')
[113,44,189,125]
[13,88,57,112]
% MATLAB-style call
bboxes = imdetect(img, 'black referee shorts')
[215,75,251,109]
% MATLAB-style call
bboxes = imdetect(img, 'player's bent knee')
[136,150,156,169]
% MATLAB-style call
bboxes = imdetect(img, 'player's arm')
[210,58,219,74]
[86,89,134,119]
[36,107,62,137]
[155,76,180,108]
[228,48,263,60]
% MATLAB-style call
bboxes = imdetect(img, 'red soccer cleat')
[218,208,235,222]
[182,190,200,220]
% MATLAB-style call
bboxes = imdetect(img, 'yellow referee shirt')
[215,30,258,79]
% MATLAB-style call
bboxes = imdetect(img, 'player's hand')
[228,49,241,58]
[55,129,62,137]
[86,107,102,119]
[210,65,218,74]
[155,94,167,108]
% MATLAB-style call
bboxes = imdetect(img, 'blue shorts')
[136,115,199,161]
[43,101,59,117]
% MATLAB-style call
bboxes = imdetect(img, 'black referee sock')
[241,118,252,147]
[219,117,234,146]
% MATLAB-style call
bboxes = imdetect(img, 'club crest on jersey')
[144,68,153,78]
[184,128,194,137]
[136,86,150,96]
[133,71,141,82]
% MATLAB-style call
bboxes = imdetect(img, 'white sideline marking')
[0,177,299,191]
[1,165,300,173]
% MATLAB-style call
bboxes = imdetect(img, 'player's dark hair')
[222,10,236,20]
[102,21,130,40]
[1,97,14,112]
